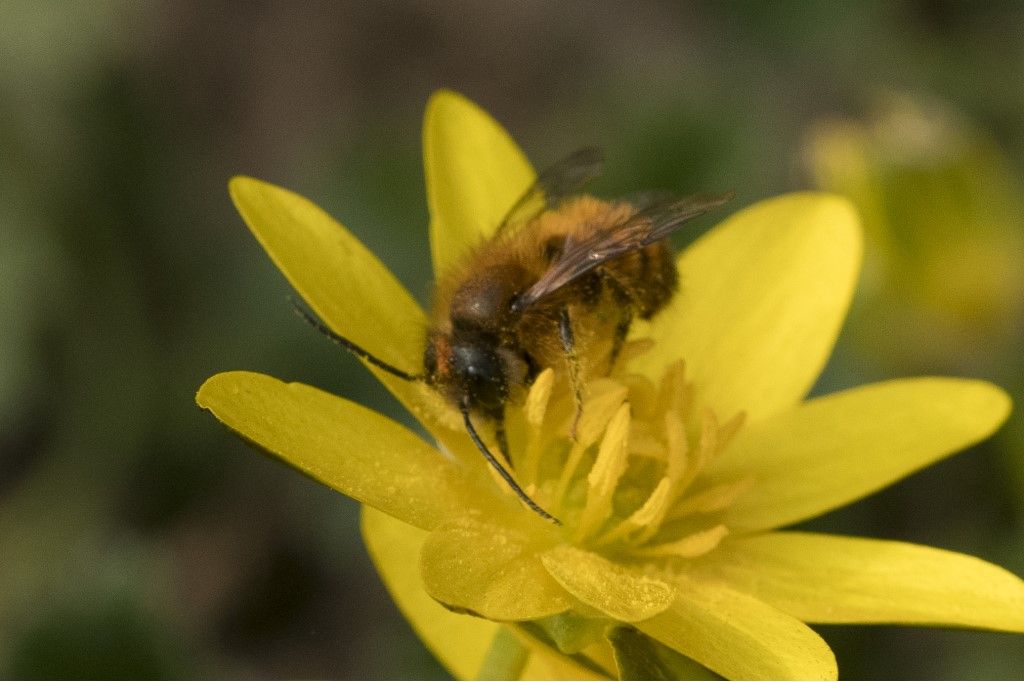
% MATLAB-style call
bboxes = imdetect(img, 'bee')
[295,148,731,524]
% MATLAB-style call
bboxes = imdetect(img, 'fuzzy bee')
[296,148,731,522]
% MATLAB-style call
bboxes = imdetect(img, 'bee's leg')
[494,415,512,467]
[558,308,585,440]
[609,309,634,372]
[601,272,635,372]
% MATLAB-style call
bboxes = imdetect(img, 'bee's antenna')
[460,401,561,525]
[290,298,423,382]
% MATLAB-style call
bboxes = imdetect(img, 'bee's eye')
[452,345,508,412]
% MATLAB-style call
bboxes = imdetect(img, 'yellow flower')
[197,90,1022,680]
[805,94,1024,370]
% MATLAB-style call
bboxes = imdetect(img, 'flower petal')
[420,518,572,621]
[227,176,468,451]
[634,193,862,423]
[520,652,609,681]
[197,371,485,530]
[229,175,424,372]
[696,531,1024,631]
[423,90,536,278]
[703,378,1011,531]
[635,575,838,680]
[540,545,676,622]
[361,507,499,679]
[364,508,602,680]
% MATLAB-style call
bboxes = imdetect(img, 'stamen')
[629,414,688,545]
[663,411,689,482]
[553,381,628,508]
[659,360,693,417]
[519,369,554,486]
[710,411,747,464]
[503,344,749,561]
[672,478,754,517]
[575,403,632,541]
[626,476,674,528]
[525,368,555,428]
[672,408,718,497]
[574,379,628,445]
[632,524,729,558]
[628,429,665,458]
[592,476,672,548]
[698,408,719,462]
[553,440,587,511]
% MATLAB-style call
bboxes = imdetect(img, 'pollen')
[511,349,749,562]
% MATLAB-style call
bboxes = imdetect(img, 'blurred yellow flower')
[198,90,1022,680]
[805,94,1024,373]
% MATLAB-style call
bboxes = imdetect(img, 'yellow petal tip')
[425,88,474,114]
[227,174,262,200]
[968,379,1013,430]
[773,190,864,255]
[195,370,244,410]
[227,175,285,219]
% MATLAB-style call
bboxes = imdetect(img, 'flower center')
[506,343,748,561]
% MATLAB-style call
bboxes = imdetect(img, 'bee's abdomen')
[603,239,678,319]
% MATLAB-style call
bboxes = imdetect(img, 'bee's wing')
[514,192,734,310]
[495,147,605,236]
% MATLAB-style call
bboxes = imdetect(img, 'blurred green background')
[1,2,1022,679]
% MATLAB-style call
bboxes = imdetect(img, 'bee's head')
[424,330,512,415]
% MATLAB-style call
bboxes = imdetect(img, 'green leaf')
[533,612,608,654]
[608,627,719,681]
